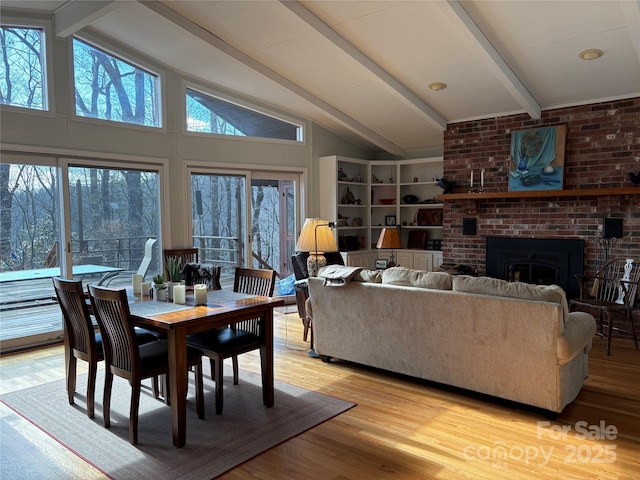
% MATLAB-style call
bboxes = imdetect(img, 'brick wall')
[442,97,640,278]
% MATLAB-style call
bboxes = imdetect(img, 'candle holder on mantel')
[467,169,486,194]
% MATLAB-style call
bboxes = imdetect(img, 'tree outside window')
[0,26,47,110]
[73,38,160,127]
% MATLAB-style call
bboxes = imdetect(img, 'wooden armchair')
[569,258,639,355]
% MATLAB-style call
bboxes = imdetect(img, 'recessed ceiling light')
[428,82,447,91]
[579,49,603,60]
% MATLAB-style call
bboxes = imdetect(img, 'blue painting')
[509,125,566,192]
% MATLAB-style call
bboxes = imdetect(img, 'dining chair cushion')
[138,340,203,372]
[134,327,162,344]
[187,328,260,352]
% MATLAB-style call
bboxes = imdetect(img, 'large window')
[0,26,47,111]
[73,38,161,127]
[186,87,302,141]
[0,156,163,353]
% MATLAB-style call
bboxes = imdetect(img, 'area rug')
[1,366,355,479]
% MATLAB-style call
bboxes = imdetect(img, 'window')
[186,87,302,141]
[0,26,47,110]
[73,38,161,127]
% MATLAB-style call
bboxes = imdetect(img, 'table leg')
[261,308,274,408]
[167,326,188,447]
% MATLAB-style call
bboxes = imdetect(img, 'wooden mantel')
[437,187,640,201]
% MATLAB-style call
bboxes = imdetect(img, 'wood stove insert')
[486,237,584,298]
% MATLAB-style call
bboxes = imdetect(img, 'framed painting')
[508,125,566,192]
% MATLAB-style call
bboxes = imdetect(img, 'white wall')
[0,24,370,245]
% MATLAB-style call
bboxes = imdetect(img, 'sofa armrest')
[557,311,597,364]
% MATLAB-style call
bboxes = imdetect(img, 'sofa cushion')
[452,275,569,321]
[354,269,383,283]
[382,267,452,290]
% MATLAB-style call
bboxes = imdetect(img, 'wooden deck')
[0,272,260,351]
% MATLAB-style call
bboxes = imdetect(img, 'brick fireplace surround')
[441,96,639,284]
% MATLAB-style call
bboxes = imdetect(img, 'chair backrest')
[163,248,199,280]
[593,258,640,306]
[234,267,276,297]
[182,262,222,290]
[88,285,139,375]
[291,251,345,280]
[136,238,158,278]
[53,277,96,356]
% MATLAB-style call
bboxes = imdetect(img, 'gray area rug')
[1,366,354,479]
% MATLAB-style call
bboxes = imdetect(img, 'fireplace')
[486,237,584,298]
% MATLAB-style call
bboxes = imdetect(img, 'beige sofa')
[308,266,597,413]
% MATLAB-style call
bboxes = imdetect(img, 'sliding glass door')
[190,169,300,292]
[191,173,247,274]
[0,155,61,350]
[66,164,162,287]
[250,174,297,280]
[0,155,163,352]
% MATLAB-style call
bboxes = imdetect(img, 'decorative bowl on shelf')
[402,194,419,204]
[378,198,396,205]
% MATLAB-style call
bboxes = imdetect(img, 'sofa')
[307,266,597,413]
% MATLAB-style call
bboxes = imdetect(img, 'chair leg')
[194,362,205,419]
[302,317,310,342]
[67,355,77,405]
[130,382,141,445]
[103,370,113,428]
[86,360,97,418]
[628,311,639,350]
[152,375,159,398]
[232,355,239,385]
[215,356,224,415]
[606,313,613,356]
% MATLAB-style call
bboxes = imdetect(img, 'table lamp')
[295,218,338,277]
[376,227,402,267]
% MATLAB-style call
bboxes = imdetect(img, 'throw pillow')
[382,266,452,290]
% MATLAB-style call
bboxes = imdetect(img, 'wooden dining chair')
[88,284,205,444]
[187,267,276,414]
[53,277,104,418]
[570,258,639,355]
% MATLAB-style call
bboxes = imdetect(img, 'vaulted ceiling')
[4,1,639,157]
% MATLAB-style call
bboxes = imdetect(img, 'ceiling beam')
[54,1,123,38]
[439,0,541,119]
[619,0,640,66]
[281,1,447,131]
[138,1,404,157]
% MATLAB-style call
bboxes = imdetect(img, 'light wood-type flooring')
[1,306,639,479]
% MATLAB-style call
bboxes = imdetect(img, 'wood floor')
[1,306,639,479]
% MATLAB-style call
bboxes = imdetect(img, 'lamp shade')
[376,228,402,250]
[295,218,338,253]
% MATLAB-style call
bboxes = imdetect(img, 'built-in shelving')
[319,155,444,270]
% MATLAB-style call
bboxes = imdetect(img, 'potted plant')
[153,274,168,301]
[166,256,184,301]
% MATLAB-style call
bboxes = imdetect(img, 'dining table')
[128,289,284,447]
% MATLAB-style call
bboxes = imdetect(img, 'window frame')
[70,32,165,132]
[0,14,54,116]
[183,80,306,145]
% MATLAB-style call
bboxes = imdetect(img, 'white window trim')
[0,14,55,116]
